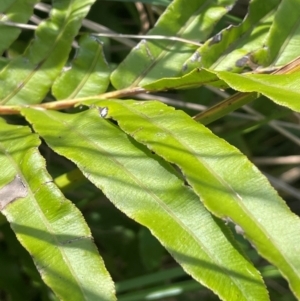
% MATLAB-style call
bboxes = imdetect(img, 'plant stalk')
[0,87,145,115]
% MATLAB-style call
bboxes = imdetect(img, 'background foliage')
[0,0,300,300]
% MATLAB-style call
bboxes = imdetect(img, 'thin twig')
[91,33,202,46]
[252,156,300,165]
[15,2,202,47]
[243,105,300,147]
[34,2,52,13]
[264,172,300,201]
[0,87,145,115]
[280,167,300,184]
[81,19,136,48]
[1,18,202,47]
[34,2,136,48]
[138,92,300,131]
[0,20,37,30]
[204,87,300,145]
[135,2,150,34]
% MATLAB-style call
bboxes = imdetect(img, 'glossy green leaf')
[0,0,96,105]
[22,107,269,301]
[214,70,300,112]
[110,0,236,89]
[142,68,227,91]
[92,99,300,299]
[0,121,116,301]
[184,0,280,73]
[52,34,110,100]
[252,0,300,67]
[0,0,39,55]
[145,67,300,113]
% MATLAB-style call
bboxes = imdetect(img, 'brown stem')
[0,87,146,115]
[193,92,258,125]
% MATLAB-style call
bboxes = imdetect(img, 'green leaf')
[92,99,300,299]
[110,0,236,89]
[252,0,300,67]
[144,67,300,114]
[52,34,111,100]
[22,107,269,301]
[186,0,280,72]
[0,121,116,301]
[142,68,227,91]
[0,0,96,105]
[0,0,39,55]
[214,70,300,112]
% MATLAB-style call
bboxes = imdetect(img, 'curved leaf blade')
[52,34,110,99]
[0,121,116,301]
[22,107,269,301]
[110,0,236,89]
[92,99,300,299]
[252,0,300,67]
[142,68,227,91]
[187,0,280,72]
[0,0,96,105]
[145,67,300,113]
[214,70,300,112]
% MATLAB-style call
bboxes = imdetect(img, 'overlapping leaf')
[52,34,110,100]
[142,68,227,91]
[252,0,300,67]
[91,99,300,299]
[0,0,299,300]
[184,0,280,73]
[0,0,96,105]
[22,107,269,301]
[110,0,236,89]
[0,121,116,301]
[143,67,300,113]
[0,0,39,55]
[214,70,300,112]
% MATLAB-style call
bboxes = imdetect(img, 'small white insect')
[99,107,108,118]
[234,224,245,236]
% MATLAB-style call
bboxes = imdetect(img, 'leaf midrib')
[41,108,251,297]
[130,0,212,87]
[1,0,75,104]
[68,41,102,99]
[210,7,277,69]
[117,101,299,280]
[220,72,300,96]
[1,129,90,300]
